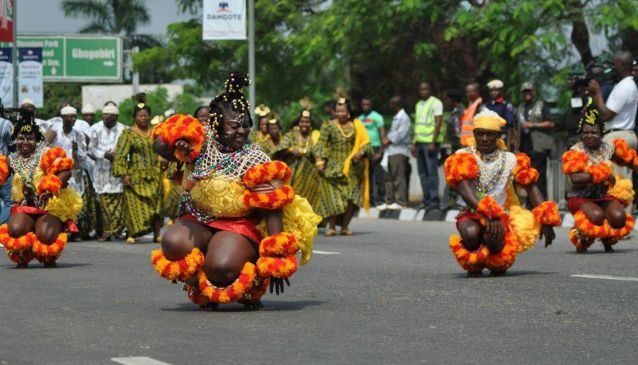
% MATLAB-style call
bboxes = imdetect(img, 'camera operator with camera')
[587,51,638,179]
[565,73,593,148]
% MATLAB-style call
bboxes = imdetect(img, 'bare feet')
[244,301,263,310]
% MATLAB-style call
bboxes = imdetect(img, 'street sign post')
[15,35,122,82]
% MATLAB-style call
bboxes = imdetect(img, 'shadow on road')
[1,262,92,269]
[162,300,324,312]
[452,270,558,279]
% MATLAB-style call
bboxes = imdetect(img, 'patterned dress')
[113,128,163,237]
[315,120,371,218]
[274,129,322,211]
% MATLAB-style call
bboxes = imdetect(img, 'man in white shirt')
[381,96,411,210]
[47,106,93,239]
[89,105,125,241]
[588,51,638,179]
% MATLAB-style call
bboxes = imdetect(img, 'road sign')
[15,35,122,82]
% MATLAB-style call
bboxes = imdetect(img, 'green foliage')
[135,0,638,123]
[41,84,83,120]
[116,87,200,126]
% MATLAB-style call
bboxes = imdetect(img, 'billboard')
[18,47,43,107]
[203,0,246,40]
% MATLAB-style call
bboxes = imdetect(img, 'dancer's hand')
[485,219,504,243]
[541,225,556,248]
[123,175,132,186]
[269,278,290,295]
[38,191,52,206]
[175,139,191,160]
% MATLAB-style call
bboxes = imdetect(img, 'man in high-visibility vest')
[459,82,484,147]
[411,81,444,211]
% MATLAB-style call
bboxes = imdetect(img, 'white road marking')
[111,357,172,365]
[314,250,341,255]
[571,274,638,282]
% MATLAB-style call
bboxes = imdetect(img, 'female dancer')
[444,110,559,276]
[315,97,371,236]
[563,108,637,252]
[250,104,271,146]
[150,72,319,309]
[113,98,163,243]
[260,118,283,157]
[274,109,321,210]
[0,112,82,267]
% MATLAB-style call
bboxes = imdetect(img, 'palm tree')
[61,0,158,48]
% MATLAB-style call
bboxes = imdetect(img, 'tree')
[61,0,159,48]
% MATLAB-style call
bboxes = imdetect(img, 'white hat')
[60,106,77,116]
[20,98,35,107]
[487,79,504,89]
[164,109,175,118]
[103,104,119,115]
[82,104,96,114]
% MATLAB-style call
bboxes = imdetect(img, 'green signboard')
[13,35,122,82]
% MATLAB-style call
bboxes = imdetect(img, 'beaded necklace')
[10,146,46,184]
[333,120,354,138]
[470,146,507,194]
[191,141,260,180]
[577,141,612,165]
[296,131,312,154]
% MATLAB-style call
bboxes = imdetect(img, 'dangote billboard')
[203,0,246,40]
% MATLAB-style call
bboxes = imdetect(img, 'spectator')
[485,79,516,150]
[358,98,386,207]
[517,82,555,197]
[444,89,466,152]
[380,96,410,210]
[0,112,12,224]
[82,104,97,126]
[412,81,444,211]
[459,82,483,147]
[89,104,125,241]
[588,51,638,179]
[565,73,593,149]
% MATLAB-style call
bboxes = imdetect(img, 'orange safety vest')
[460,97,482,146]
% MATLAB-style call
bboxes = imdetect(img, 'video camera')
[573,60,615,89]
[0,98,32,124]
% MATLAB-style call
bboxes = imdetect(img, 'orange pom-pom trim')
[532,201,561,226]
[569,228,594,251]
[0,224,33,251]
[238,276,270,304]
[444,152,479,186]
[512,153,531,175]
[151,248,205,282]
[449,234,488,274]
[484,230,518,274]
[0,155,9,185]
[562,150,588,174]
[32,233,68,263]
[186,285,211,306]
[198,262,257,304]
[36,174,63,195]
[39,147,67,172]
[612,139,637,165]
[259,232,299,257]
[586,163,611,184]
[47,157,75,175]
[608,214,635,239]
[476,195,505,219]
[256,254,298,279]
[159,115,206,162]
[514,167,539,186]
[573,211,609,238]
[243,161,293,188]
[243,185,295,210]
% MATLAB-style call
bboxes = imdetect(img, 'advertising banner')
[18,47,43,107]
[203,0,246,40]
[0,0,13,43]
[0,47,12,107]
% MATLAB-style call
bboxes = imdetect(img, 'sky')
[17,0,197,36]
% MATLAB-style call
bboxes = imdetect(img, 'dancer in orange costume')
[444,110,559,276]
[151,73,320,309]
[0,111,82,268]
[563,108,637,253]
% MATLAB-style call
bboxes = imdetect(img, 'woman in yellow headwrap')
[444,110,559,276]
[562,107,638,253]
[315,97,372,236]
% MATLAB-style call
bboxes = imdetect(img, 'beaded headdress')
[208,72,252,140]
[578,107,605,133]
[11,108,43,142]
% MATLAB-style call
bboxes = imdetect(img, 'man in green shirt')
[358,98,386,207]
[411,82,444,210]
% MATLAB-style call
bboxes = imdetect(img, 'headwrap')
[20,99,35,107]
[82,104,96,114]
[11,110,43,142]
[487,79,504,89]
[468,110,507,150]
[255,104,270,117]
[103,105,119,115]
[60,106,77,116]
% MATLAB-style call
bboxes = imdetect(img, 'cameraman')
[588,51,638,178]
[565,73,593,148]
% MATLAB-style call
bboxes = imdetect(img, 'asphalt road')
[1,219,637,365]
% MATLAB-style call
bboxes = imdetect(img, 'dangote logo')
[217,1,230,12]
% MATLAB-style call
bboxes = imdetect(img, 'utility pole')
[131,46,139,95]
[248,0,255,115]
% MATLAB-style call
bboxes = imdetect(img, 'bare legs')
[579,200,627,252]
[327,201,356,235]
[8,213,64,267]
[458,218,505,254]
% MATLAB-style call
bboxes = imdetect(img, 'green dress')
[113,128,163,237]
[273,129,322,211]
[314,120,371,218]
